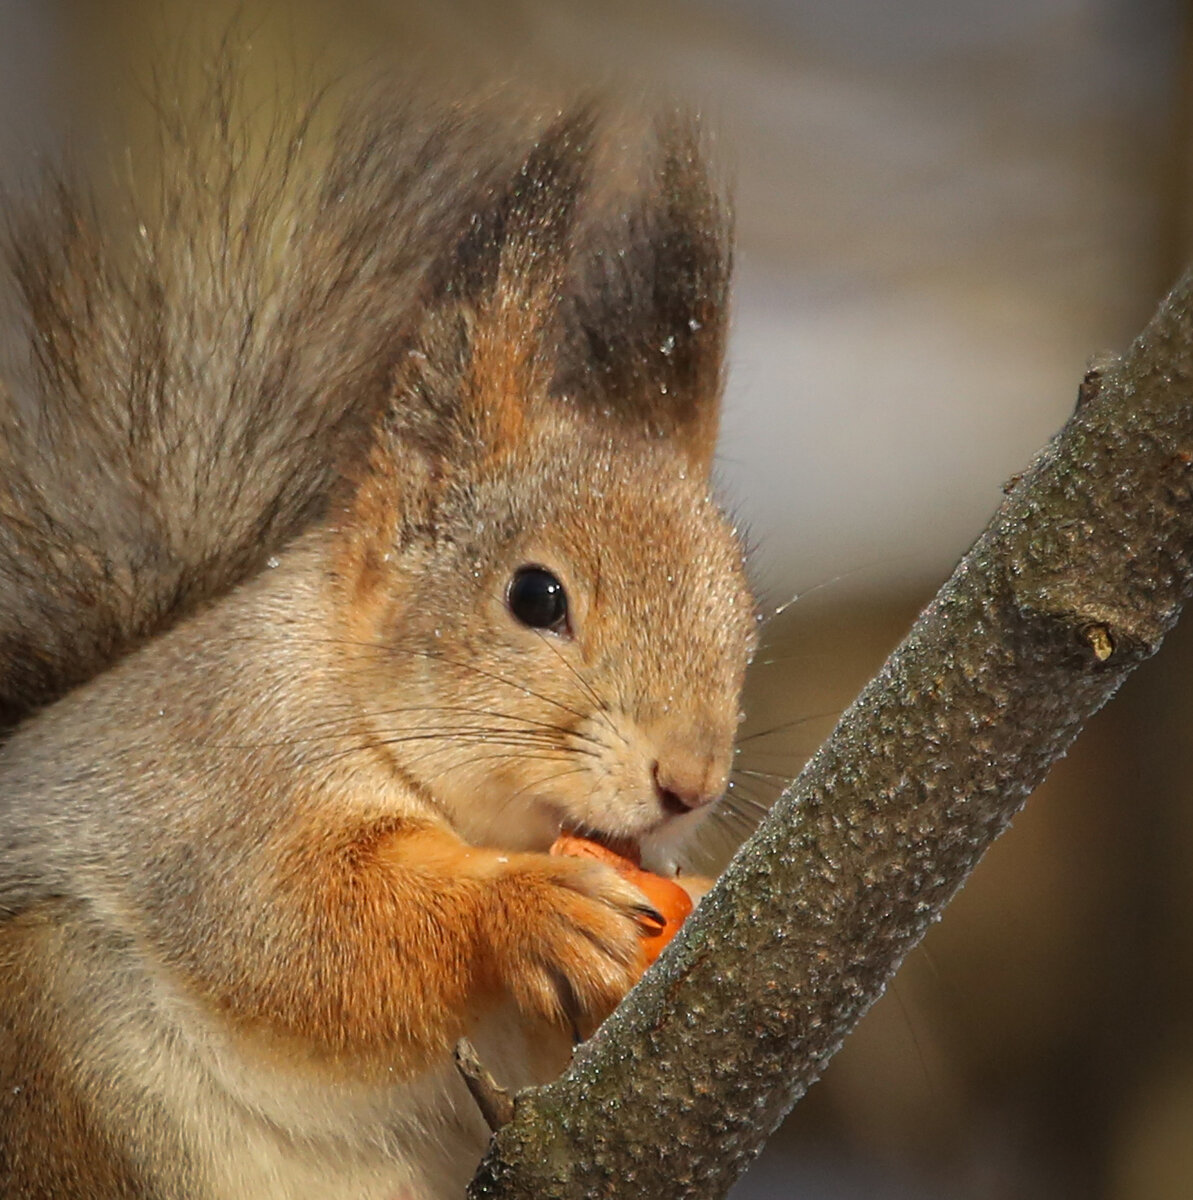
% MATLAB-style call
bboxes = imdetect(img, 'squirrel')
[0,77,756,1200]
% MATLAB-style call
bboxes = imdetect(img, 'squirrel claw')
[633,903,667,933]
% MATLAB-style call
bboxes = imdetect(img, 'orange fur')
[185,817,646,1068]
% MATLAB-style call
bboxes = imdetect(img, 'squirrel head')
[330,105,756,865]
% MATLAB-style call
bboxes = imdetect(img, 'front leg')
[158,816,654,1070]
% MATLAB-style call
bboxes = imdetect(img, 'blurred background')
[2,0,1192,1195]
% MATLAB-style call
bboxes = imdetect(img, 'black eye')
[508,566,568,632]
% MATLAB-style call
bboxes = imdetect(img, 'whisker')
[721,796,775,824]
[430,750,579,779]
[374,732,600,756]
[390,644,593,724]
[727,771,785,806]
[366,704,587,738]
[732,767,792,785]
[734,747,814,764]
[226,633,594,725]
[530,627,628,750]
[766,555,915,620]
[385,736,598,779]
[709,806,760,836]
[737,710,842,743]
[232,700,613,756]
[499,765,590,808]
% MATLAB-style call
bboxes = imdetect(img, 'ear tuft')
[555,109,732,474]
[377,102,599,469]
[459,102,598,457]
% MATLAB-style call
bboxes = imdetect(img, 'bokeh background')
[3,1,1192,1196]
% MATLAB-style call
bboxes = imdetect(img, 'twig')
[455,1038,516,1133]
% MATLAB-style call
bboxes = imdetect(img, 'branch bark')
[466,270,1193,1198]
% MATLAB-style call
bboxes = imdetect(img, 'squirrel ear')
[463,103,596,456]
[383,103,596,464]
[556,110,732,476]
[344,102,596,531]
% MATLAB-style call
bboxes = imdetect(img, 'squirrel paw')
[492,855,657,1040]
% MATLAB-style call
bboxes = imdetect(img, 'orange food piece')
[550,833,693,964]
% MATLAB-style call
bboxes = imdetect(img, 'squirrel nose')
[652,756,724,815]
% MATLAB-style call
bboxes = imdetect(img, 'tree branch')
[467,268,1193,1199]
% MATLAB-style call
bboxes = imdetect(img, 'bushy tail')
[0,75,549,733]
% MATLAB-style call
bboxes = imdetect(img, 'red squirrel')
[0,79,756,1199]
